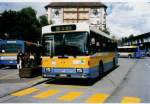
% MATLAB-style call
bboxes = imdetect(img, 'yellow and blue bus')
[0,40,41,67]
[118,45,146,58]
[42,23,118,79]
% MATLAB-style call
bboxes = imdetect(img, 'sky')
[0,1,150,38]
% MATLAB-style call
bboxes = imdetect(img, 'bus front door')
[45,37,54,56]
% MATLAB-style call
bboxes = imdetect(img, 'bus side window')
[90,37,97,54]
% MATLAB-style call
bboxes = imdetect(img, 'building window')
[90,9,100,18]
[52,8,61,18]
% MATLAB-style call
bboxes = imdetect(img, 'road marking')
[59,92,83,101]
[121,96,141,103]
[44,84,87,89]
[33,89,60,99]
[85,93,110,103]
[11,87,39,97]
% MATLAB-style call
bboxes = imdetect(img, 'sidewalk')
[0,69,47,98]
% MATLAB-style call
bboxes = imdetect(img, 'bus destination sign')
[51,25,76,32]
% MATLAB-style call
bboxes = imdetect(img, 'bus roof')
[42,23,90,34]
[90,26,112,40]
[42,23,112,40]
[118,46,138,48]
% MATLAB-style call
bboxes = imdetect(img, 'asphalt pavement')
[107,57,150,103]
[0,58,145,103]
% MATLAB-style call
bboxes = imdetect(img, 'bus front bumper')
[0,60,17,65]
[42,67,99,79]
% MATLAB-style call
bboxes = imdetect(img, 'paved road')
[107,57,150,103]
[0,58,146,103]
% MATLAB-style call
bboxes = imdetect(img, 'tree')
[128,34,134,40]
[128,34,134,45]
[0,7,42,42]
[39,15,48,27]
[0,10,19,39]
[18,7,41,42]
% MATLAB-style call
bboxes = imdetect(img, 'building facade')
[45,2,107,30]
[124,32,150,52]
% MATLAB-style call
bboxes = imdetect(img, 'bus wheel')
[128,55,132,58]
[113,58,116,68]
[98,62,104,78]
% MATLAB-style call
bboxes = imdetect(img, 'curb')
[105,59,139,102]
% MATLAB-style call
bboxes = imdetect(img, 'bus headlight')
[51,61,56,65]
[73,60,85,65]
[45,68,51,72]
[0,57,3,60]
[76,68,83,73]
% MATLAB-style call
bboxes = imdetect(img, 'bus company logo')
[51,60,56,65]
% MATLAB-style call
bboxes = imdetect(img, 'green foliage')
[121,34,135,45]
[0,10,19,39]
[128,34,134,40]
[0,7,47,43]
[39,15,49,27]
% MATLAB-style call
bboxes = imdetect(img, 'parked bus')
[41,23,118,79]
[0,40,41,67]
[118,45,146,58]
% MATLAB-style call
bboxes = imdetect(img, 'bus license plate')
[59,74,67,77]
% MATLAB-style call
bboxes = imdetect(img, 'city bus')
[118,45,146,58]
[0,40,41,67]
[42,23,118,79]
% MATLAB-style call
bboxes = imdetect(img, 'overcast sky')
[0,2,150,38]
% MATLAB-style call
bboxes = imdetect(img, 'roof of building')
[133,32,150,40]
[45,2,107,9]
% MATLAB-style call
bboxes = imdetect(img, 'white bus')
[118,45,146,58]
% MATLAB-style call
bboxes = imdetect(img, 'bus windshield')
[118,48,137,52]
[4,44,22,53]
[43,32,88,56]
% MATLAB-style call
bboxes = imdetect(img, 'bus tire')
[113,58,116,68]
[98,61,104,78]
[128,54,132,58]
